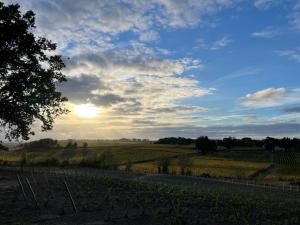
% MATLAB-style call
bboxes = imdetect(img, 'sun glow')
[74,104,99,118]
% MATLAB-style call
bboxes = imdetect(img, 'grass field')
[1,142,299,182]
[0,143,194,166]
[128,156,270,178]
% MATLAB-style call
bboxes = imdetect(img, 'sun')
[74,104,99,118]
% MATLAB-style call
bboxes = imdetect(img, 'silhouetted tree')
[65,141,73,149]
[0,2,68,140]
[23,138,58,149]
[195,136,217,155]
[222,137,236,150]
[279,137,293,151]
[72,142,78,149]
[83,142,88,149]
[264,137,276,152]
[156,137,194,145]
[0,141,8,151]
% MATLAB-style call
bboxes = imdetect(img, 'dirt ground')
[0,171,168,225]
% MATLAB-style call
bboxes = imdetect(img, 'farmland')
[0,142,299,225]
[0,167,299,225]
[1,142,299,182]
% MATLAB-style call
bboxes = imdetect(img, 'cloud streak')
[241,88,300,108]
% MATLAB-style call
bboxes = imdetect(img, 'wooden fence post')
[64,179,77,214]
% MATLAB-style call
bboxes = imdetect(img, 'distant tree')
[65,141,73,149]
[222,137,236,150]
[195,136,217,155]
[24,138,58,149]
[241,137,253,147]
[0,2,68,140]
[72,142,77,149]
[264,137,276,152]
[97,151,114,169]
[83,142,88,149]
[0,141,8,151]
[292,138,300,152]
[156,137,194,145]
[279,137,293,151]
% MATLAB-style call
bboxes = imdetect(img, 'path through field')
[251,163,281,181]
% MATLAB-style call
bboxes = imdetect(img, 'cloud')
[212,66,261,84]
[193,38,207,50]
[251,27,280,38]
[139,31,160,42]
[29,121,300,140]
[276,48,300,63]
[146,105,210,114]
[283,107,300,113]
[56,41,211,121]
[91,93,126,107]
[241,88,300,108]
[5,0,241,53]
[65,51,203,78]
[210,37,233,50]
[57,75,109,104]
[241,88,285,108]
[125,123,300,139]
[254,0,282,10]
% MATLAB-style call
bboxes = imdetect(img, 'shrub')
[157,157,171,174]
[125,160,132,172]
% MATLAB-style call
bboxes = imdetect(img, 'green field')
[129,156,270,178]
[0,143,194,166]
[1,142,299,182]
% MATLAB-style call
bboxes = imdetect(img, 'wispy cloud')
[283,106,300,113]
[139,31,160,42]
[276,48,300,63]
[251,27,280,38]
[210,37,233,50]
[241,88,300,108]
[254,0,282,10]
[212,66,261,84]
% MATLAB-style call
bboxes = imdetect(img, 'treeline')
[23,139,88,149]
[23,138,58,149]
[156,137,194,145]
[156,136,300,152]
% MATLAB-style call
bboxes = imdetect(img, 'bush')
[199,173,211,178]
[157,157,171,174]
[60,160,70,167]
[46,158,59,166]
[178,157,193,175]
[125,160,132,172]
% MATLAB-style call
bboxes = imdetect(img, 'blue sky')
[4,0,300,139]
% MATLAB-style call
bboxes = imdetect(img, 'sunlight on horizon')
[74,104,99,118]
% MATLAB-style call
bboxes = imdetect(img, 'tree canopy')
[195,136,217,155]
[0,2,68,140]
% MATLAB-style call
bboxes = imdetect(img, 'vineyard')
[0,167,299,225]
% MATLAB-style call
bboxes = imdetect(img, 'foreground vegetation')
[0,168,299,225]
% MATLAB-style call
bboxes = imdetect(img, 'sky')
[3,0,300,140]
